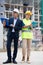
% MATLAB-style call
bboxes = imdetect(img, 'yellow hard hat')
[25,11,32,16]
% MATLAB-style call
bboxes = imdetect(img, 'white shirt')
[12,18,17,32]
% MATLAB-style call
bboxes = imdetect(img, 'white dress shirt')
[12,18,17,32]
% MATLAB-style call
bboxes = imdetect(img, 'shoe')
[22,56,25,62]
[27,57,31,64]
[3,60,11,64]
[13,60,17,64]
[27,61,31,64]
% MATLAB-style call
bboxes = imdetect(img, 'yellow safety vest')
[22,18,33,39]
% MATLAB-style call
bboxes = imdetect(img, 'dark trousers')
[7,32,18,61]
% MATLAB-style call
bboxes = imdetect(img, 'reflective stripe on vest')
[22,30,31,32]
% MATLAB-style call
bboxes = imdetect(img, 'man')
[3,8,24,64]
[22,11,33,63]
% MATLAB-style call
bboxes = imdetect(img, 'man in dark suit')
[3,8,24,64]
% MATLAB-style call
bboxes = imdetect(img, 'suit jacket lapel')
[11,17,14,24]
[12,18,19,27]
[15,18,19,26]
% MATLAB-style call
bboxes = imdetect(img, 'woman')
[22,11,33,63]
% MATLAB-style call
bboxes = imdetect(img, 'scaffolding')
[4,0,33,19]
[0,0,43,50]
[33,0,41,27]
[40,0,43,22]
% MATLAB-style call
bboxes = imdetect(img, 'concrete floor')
[0,48,43,65]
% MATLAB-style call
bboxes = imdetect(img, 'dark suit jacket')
[5,17,24,38]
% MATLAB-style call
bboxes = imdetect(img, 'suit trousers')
[7,32,18,61]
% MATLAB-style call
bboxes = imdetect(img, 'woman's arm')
[22,25,29,28]
[22,24,33,30]
[22,24,31,28]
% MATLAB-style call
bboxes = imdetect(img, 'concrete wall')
[0,19,3,49]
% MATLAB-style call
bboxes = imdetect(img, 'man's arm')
[14,20,25,31]
[3,18,13,28]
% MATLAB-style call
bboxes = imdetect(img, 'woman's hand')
[23,24,33,30]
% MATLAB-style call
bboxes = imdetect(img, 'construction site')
[0,0,43,50]
[0,0,43,65]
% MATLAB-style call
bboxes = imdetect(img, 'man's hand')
[10,24,14,27]
[3,21,6,27]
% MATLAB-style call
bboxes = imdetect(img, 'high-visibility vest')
[22,18,33,39]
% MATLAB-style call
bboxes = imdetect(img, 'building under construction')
[0,0,42,24]
[0,0,43,50]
